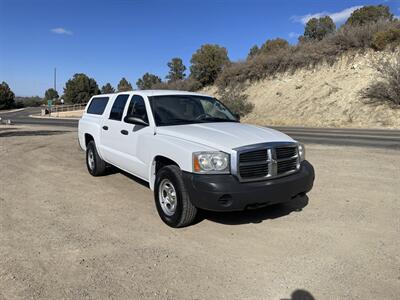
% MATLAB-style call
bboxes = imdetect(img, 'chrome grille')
[235,142,300,182]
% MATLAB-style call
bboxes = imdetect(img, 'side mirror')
[124,116,149,126]
[234,113,241,122]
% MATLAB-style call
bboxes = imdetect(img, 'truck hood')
[155,122,295,152]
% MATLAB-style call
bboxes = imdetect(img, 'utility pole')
[54,67,57,92]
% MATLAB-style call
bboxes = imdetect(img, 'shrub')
[153,77,202,92]
[136,73,162,90]
[216,40,339,89]
[331,21,393,50]
[372,27,400,51]
[117,78,133,92]
[346,5,393,26]
[0,81,15,109]
[259,38,289,54]
[64,73,100,104]
[216,20,398,90]
[304,16,336,41]
[14,96,44,108]
[361,55,400,106]
[44,88,59,100]
[190,44,230,87]
[247,45,260,59]
[101,83,115,94]
[218,84,254,117]
[166,57,186,82]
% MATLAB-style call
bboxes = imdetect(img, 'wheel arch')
[149,155,180,190]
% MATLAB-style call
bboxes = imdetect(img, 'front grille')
[277,158,298,174]
[276,147,297,159]
[237,143,299,182]
[239,163,269,178]
[239,149,268,163]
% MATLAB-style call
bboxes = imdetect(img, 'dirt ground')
[0,125,399,299]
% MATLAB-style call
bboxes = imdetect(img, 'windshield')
[149,95,238,126]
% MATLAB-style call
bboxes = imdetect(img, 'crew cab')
[78,90,314,227]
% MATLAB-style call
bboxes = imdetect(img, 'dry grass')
[216,21,400,90]
[361,54,400,106]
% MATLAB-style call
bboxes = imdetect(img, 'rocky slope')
[203,50,400,129]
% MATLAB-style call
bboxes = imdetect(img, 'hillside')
[203,50,400,129]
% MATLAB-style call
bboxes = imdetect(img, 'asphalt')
[1,107,400,149]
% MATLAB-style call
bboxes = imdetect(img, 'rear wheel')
[86,141,106,176]
[154,165,197,228]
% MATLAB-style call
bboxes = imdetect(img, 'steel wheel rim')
[158,179,177,216]
[88,149,95,170]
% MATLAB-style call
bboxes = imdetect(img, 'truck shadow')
[281,289,315,300]
[112,167,309,226]
[198,195,309,225]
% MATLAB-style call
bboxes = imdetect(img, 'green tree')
[0,81,15,109]
[166,57,186,82]
[117,78,133,92]
[44,88,59,100]
[136,73,162,90]
[101,83,115,94]
[346,5,393,26]
[247,45,260,59]
[63,73,100,104]
[260,38,290,53]
[190,44,230,87]
[304,16,336,41]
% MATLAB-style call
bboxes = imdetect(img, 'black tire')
[154,165,197,228]
[86,140,106,176]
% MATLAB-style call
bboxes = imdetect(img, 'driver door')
[118,94,152,179]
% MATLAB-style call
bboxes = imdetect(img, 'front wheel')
[86,141,106,176]
[154,165,197,228]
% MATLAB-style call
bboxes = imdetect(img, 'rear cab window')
[86,97,109,115]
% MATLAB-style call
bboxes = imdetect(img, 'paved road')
[2,107,400,149]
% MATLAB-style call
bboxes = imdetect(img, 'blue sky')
[1,0,399,96]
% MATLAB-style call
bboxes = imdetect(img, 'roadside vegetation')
[1,5,399,114]
[361,54,400,106]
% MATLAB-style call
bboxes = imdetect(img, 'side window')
[126,95,148,123]
[109,94,129,121]
[87,97,109,115]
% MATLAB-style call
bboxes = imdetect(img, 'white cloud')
[288,32,301,39]
[291,6,363,24]
[50,27,73,35]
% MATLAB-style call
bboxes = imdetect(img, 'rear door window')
[109,94,129,121]
[87,97,109,115]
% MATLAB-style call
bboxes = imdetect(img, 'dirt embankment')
[204,50,400,129]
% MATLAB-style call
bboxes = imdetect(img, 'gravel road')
[0,125,399,299]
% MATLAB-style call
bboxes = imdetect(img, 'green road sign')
[47,100,53,107]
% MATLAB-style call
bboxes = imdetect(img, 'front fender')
[147,134,217,190]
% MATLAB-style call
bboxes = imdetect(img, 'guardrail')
[50,103,87,114]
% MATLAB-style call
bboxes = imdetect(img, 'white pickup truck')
[78,90,314,227]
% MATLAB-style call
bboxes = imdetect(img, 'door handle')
[102,126,108,130]
[120,129,129,135]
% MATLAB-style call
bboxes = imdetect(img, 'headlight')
[298,143,306,162]
[193,151,230,174]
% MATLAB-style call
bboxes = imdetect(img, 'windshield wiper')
[198,116,238,123]
[159,118,198,126]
